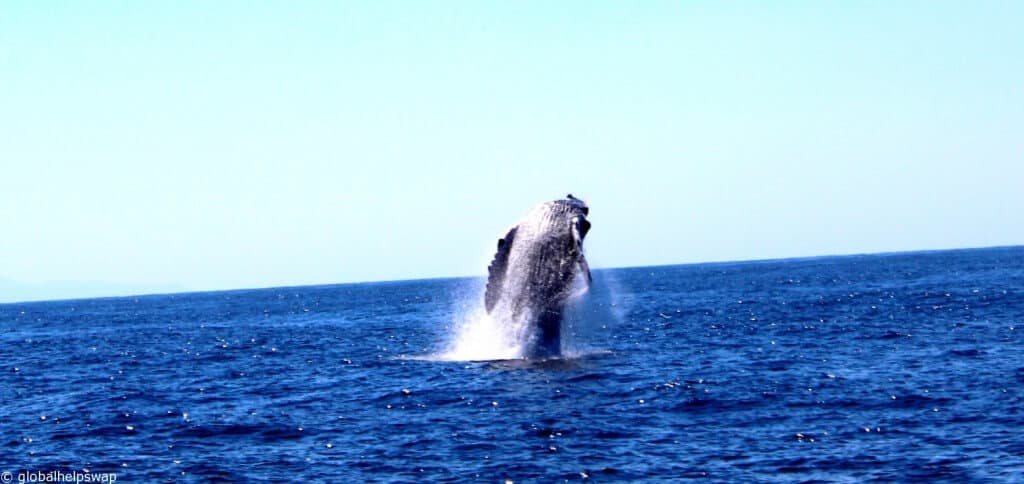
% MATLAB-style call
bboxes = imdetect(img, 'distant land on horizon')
[2,244,1020,305]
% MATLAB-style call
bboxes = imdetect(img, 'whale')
[484,194,592,357]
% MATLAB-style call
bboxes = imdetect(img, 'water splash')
[434,306,525,361]
[563,270,625,355]
[433,270,624,362]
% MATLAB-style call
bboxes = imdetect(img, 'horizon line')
[3,243,1020,306]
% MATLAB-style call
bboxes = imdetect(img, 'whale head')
[516,194,590,248]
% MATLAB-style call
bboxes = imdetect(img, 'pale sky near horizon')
[2,1,1022,302]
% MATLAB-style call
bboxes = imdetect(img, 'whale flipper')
[485,227,518,313]
[578,253,592,287]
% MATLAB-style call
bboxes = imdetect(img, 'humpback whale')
[484,194,592,358]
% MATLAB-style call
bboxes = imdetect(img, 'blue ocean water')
[2,246,1023,481]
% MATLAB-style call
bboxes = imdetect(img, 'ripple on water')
[3,247,1024,481]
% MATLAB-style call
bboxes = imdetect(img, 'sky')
[2,1,1022,302]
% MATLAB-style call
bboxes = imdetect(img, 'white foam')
[416,258,624,363]
[434,306,526,361]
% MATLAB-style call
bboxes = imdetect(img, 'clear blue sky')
[2,1,1022,302]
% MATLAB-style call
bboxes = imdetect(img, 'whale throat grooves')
[481,196,592,358]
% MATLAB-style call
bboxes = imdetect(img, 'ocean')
[2,246,1023,482]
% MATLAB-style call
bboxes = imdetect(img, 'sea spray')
[436,306,524,361]
[562,269,626,357]
[435,269,623,361]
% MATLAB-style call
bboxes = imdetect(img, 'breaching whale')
[484,194,592,358]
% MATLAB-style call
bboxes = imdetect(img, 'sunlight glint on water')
[3,247,1022,481]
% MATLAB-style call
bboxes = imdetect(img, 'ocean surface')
[2,246,1023,482]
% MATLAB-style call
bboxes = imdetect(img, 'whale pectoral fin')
[485,226,518,313]
[578,253,592,287]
